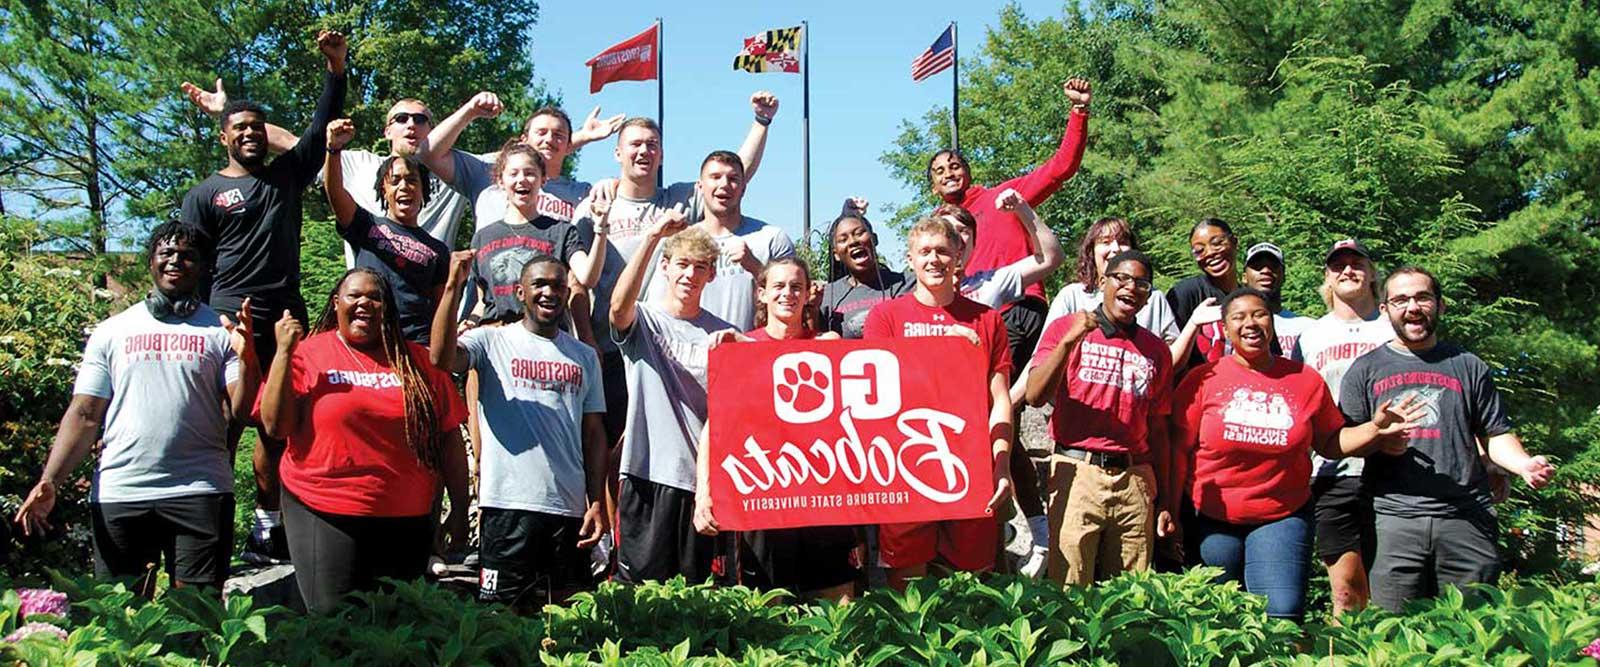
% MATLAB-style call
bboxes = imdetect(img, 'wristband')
[594,224,610,235]
[754,114,773,127]
[466,314,482,325]
[326,147,342,153]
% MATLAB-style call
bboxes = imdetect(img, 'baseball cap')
[1324,238,1371,264]
[1244,242,1284,265]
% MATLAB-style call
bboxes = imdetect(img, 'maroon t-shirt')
[1031,318,1172,455]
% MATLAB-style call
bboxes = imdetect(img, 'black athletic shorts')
[1313,476,1375,563]
[478,507,591,603]
[615,475,716,583]
[92,493,234,587]
[738,526,859,595]
[600,349,628,447]
[1001,297,1048,383]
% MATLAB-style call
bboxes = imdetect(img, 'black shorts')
[1000,297,1047,383]
[1313,476,1375,563]
[738,526,859,595]
[615,476,715,583]
[478,507,591,603]
[92,493,234,587]
[600,349,628,447]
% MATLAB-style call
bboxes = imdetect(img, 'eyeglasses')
[1190,237,1233,257]
[1104,271,1153,293]
[388,112,431,126]
[1385,293,1437,309]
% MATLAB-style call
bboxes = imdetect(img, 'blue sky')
[528,0,1066,266]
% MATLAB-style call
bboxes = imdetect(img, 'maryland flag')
[733,25,802,74]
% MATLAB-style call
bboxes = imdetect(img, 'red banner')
[586,24,658,94]
[706,338,994,531]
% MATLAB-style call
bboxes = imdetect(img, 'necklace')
[335,331,388,374]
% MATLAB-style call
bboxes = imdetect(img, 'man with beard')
[1340,267,1555,611]
[1023,250,1173,586]
[14,223,260,592]
[429,252,609,604]
[1290,239,1392,615]
[1241,242,1308,355]
[178,30,347,563]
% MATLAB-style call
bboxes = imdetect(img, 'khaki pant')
[1046,456,1156,586]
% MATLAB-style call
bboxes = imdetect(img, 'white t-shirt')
[462,325,605,516]
[576,181,703,353]
[643,217,796,332]
[332,149,477,267]
[1291,311,1395,477]
[1037,283,1181,351]
[1274,309,1312,359]
[74,304,239,502]
[959,265,1025,310]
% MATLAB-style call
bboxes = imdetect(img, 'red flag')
[586,24,658,94]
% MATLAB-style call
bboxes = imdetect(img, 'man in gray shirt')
[15,222,260,591]
[607,205,731,583]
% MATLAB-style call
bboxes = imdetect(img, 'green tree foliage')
[883,0,1600,572]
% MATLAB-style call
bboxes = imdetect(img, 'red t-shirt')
[1031,318,1172,455]
[744,326,815,341]
[957,110,1088,306]
[862,293,1012,379]
[255,331,467,517]
[1172,356,1342,523]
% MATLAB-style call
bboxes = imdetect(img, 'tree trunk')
[85,115,108,289]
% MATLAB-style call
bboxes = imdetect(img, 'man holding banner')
[863,217,1015,590]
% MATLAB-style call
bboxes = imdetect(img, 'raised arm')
[609,205,689,336]
[736,92,780,182]
[429,251,476,373]
[1169,297,1218,366]
[568,106,626,153]
[994,189,1065,287]
[323,119,358,229]
[284,31,349,188]
[180,78,298,153]
[999,79,1092,205]
[12,394,109,536]
[420,91,503,184]
[259,311,305,439]
[223,298,262,422]
[569,182,614,289]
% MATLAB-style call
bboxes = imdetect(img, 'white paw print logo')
[772,352,834,424]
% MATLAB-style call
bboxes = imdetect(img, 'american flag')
[911,26,955,82]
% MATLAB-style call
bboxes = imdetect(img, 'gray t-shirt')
[614,303,731,491]
[1039,283,1180,348]
[959,265,1025,310]
[452,153,593,224]
[1341,343,1510,518]
[577,182,703,354]
[74,304,239,502]
[820,268,912,340]
[642,217,795,332]
[1292,312,1394,477]
[333,149,477,267]
[461,325,605,517]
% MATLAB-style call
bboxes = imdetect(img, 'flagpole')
[801,21,811,241]
[656,17,664,189]
[950,21,959,152]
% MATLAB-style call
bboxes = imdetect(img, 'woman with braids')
[819,198,911,339]
[258,268,470,613]
[322,118,449,345]
[692,258,857,602]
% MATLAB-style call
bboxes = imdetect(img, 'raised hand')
[445,250,475,289]
[840,196,869,218]
[751,91,780,120]
[648,204,690,240]
[316,30,348,73]
[1063,78,1092,108]
[1520,455,1555,489]
[326,118,356,150]
[274,310,304,354]
[994,188,1029,212]
[585,183,614,223]
[180,78,227,118]
[224,297,256,360]
[1190,297,1222,325]
[572,106,626,145]
[466,91,503,120]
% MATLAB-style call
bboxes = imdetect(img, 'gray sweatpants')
[1371,512,1499,613]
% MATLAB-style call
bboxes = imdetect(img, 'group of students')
[11,30,1556,621]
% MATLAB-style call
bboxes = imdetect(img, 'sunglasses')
[388,112,431,126]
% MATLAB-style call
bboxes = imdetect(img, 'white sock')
[253,509,281,539]
[1027,514,1050,550]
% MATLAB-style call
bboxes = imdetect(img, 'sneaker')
[1018,545,1048,579]
[241,524,289,565]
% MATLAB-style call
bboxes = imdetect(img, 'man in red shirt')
[1024,250,1173,585]
[863,217,1015,590]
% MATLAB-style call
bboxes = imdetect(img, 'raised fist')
[751,91,780,120]
[466,91,503,120]
[326,118,355,150]
[316,30,348,70]
[1063,78,1092,108]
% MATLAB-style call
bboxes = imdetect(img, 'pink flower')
[15,588,68,618]
[4,622,68,643]
[1581,637,1600,660]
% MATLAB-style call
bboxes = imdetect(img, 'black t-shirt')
[820,267,912,340]
[469,216,583,323]
[1167,274,1231,373]
[180,71,346,319]
[339,209,449,344]
[1341,342,1511,518]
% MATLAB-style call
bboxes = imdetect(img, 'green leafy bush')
[5,571,1599,665]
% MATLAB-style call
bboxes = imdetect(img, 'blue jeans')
[1188,504,1312,621]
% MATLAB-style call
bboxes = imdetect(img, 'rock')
[225,563,302,611]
